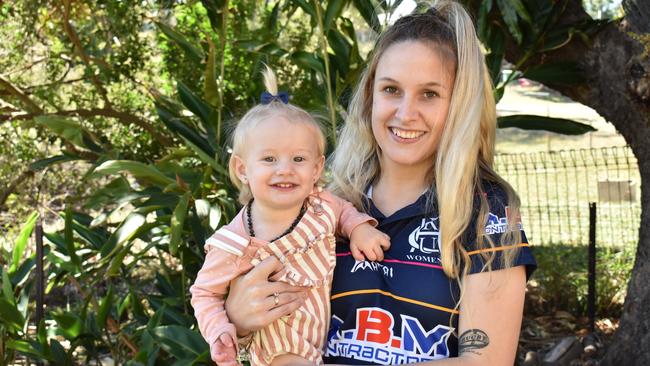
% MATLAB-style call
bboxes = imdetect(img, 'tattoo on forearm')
[458,329,489,356]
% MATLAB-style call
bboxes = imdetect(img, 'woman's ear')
[232,155,248,184]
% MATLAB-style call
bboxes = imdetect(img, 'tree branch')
[1,107,173,146]
[0,169,35,208]
[61,0,111,107]
[0,76,43,114]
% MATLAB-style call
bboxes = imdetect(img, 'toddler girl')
[190,66,390,366]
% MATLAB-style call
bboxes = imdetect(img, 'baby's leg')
[270,353,315,366]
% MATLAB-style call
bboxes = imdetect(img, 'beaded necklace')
[246,199,307,242]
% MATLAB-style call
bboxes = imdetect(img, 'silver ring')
[273,292,280,306]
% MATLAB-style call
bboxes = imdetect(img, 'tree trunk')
[495,0,650,362]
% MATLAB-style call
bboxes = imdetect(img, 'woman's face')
[371,40,455,174]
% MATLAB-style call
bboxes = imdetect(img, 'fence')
[494,146,641,247]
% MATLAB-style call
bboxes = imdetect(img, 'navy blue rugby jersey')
[323,183,536,365]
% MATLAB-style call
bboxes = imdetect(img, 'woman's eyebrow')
[377,77,447,90]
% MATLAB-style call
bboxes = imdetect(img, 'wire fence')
[494,146,641,247]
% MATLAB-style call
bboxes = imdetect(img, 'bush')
[527,244,634,318]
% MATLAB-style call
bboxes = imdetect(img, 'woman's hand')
[225,256,307,336]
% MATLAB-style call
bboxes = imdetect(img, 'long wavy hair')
[329,0,522,284]
[229,66,326,204]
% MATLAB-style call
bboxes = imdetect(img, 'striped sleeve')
[320,189,377,238]
[205,228,250,256]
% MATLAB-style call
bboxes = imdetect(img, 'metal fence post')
[588,202,597,332]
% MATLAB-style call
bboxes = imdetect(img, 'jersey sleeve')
[463,183,536,280]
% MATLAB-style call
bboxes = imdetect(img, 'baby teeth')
[391,127,424,139]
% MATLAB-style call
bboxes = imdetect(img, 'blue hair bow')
[260,91,290,104]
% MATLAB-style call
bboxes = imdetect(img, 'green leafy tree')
[2,0,648,364]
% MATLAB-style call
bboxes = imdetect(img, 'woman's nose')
[395,95,418,122]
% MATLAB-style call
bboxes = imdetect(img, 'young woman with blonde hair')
[223,1,536,364]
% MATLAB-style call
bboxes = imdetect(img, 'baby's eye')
[293,156,306,162]
[262,156,275,162]
[423,90,438,99]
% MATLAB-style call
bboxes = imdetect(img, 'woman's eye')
[383,86,398,95]
[424,90,438,99]
[293,156,305,162]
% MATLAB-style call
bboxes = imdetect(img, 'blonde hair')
[228,66,326,204]
[329,1,522,282]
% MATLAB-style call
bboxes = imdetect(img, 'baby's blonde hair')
[228,66,326,204]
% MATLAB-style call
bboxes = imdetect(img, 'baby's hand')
[349,223,391,262]
[212,333,239,366]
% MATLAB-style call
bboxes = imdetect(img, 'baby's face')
[234,116,324,212]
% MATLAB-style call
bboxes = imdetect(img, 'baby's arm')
[349,222,391,261]
[190,246,241,364]
[213,333,238,366]
[325,190,391,261]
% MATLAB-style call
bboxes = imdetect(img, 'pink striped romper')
[190,187,376,365]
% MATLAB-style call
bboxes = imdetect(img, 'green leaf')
[96,284,114,330]
[2,270,14,304]
[507,0,532,25]
[37,319,47,346]
[291,51,324,74]
[178,81,214,126]
[113,213,147,247]
[0,298,25,331]
[267,2,280,31]
[64,206,82,270]
[477,0,493,42]
[156,104,216,157]
[8,257,36,288]
[496,0,522,44]
[94,160,176,187]
[539,27,574,52]
[328,29,351,74]
[10,212,38,274]
[49,339,69,365]
[291,0,316,19]
[200,0,226,33]
[497,115,596,135]
[156,21,205,63]
[522,62,585,85]
[151,325,209,360]
[203,38,220,108]
[324,0,347,32]
[52,311,83,340]
[35,116,85,146]
[352,0,381,32]
[170,192,191,255]
[107,245,131,276]
[34,116,101,151]
[29,154,79,171]
[102,212,146,258]
[180,136,228,177]
[6,339,45,358]
[83,177,135,210]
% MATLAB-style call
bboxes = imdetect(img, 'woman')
[223,1,536,364]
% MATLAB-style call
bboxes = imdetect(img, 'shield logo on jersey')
[408,217,440,254]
